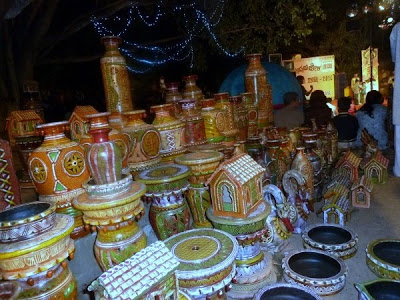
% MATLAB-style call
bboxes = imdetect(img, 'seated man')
[274,92,304,129]
[333,97,359,149]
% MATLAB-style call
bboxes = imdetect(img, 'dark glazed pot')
[355,279,400,300]
[366,239,400,280]
[302,223,358,259]
[282,249,347,296]
[255,283,322,300]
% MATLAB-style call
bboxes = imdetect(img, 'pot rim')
[0,202,55,228]
[255,282,322,300]
[366,238,400,272]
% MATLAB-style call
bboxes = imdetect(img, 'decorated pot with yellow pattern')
[28,121,90,239]
[366,239,400,280]
[164,228,238,299]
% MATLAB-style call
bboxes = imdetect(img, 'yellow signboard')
[294,55,335,98]
[361,47,379,94]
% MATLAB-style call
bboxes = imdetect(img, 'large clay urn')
[121,110,161,174]
[100,36,133,114]
[241,92,258,137]
[182,74,204,108]
[245,54,273,128]
[200,98,225,144]
[229,95,249,143]
[28,121,90,238]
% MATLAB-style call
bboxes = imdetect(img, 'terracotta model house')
[89,241,180,300]
[69,105,98,141]
[6,110,43,147]
[360,151,389,184]
[206,153,265,218]
[351,175,373,208]
[323,195,350,226]
[335,150,361,183]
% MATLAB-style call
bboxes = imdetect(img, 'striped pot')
[87,128,122,185]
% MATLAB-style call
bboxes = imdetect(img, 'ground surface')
[20,174,400,299]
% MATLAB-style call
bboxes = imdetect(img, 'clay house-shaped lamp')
[335,151,362,183]
[89,241,180,300]
[323,184,350,225]
[6,110,43,147]
[68,105,99,142]
[351,175,373,208]
[206,153,265,218]
[360,151,389,184]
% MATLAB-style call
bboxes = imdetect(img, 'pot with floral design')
[200,98,226,144]
[228,95,249,143]
[28,121,89,239]
[240,92,258,137]
[179,99,207,147]
[214,92,238,146]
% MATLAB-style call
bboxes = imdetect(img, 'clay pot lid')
[0,202,55,228]
[175,151,224,165]
[135,164,191,184]
[368,239,400,270]
[164,228,238,279]
[188,143,226,153]
[255,283,322,300]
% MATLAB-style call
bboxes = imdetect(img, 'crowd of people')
[274,88,388,151]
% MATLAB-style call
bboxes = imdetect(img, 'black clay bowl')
[288,251,341,279]
[308,225,351,244]
[355,279,400,300]
[0,202,53,225]
[255,283,322,300]
[373,241,400,266]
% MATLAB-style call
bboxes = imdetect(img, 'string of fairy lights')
[91,0,243,73]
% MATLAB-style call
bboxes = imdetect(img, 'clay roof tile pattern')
[97,241,179,300]
[335,151,361,169]
[351,175,373,192]
[69,105,98,122]
[206,153,265,185]
[10,110,43,122]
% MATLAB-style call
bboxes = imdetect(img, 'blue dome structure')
[219,61,302,105]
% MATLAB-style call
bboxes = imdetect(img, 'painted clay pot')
[15,135,43,189]
[214,93,238,145]
[100,36,133,113]
[28,121,89,239]
[164,228,238,299]
[291,147,314,202]
[266,144,288,188]
[200,98,226,144]
[175,151,224,228]
[0,202,76,299]
[151,104,186,162]
[135,164,192,240]
[0,281,20,300]
[228,95,249,143]
[179,99,207,147]
[240,92,258,137]
[366,239,400,280]
[86,117,122,185]
[79,112,130,170]
[245,54,273,128]
[182,74,204,108]
[255,283,322,300]
[302,223,358,259]
[72,178,147,271]
[282,249,348,296]
[355,279,400,300]
[121,110,161,174]
[245,137,273,184]
[165,82,183,117]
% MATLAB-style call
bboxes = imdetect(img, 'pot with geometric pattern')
[28,121,90,239]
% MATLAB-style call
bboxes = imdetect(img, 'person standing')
[296,75,313,106]
[351,73,361,105]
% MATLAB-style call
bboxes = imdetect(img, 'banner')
[361,47,379,94]
[294,55,335,98]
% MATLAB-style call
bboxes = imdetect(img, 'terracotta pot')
[291,147,314,201]
[151,104,186,162]
[28,121,89,238]
[182,74,203,108]
[179,99,207,146]
[121,110,161,174]
[245,54,273,128]
[214,93,238,145]
[200,98,226,144]
[86,117,122,185]
[240,92,258,137]
[228,95,249,143]
[100,36,133,113]
[165,82,183,118]
[302,132,323,201]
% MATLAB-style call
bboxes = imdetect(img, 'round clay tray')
[355,279,400,300]
[302,223,358,259]
[366,239,400,279]
[255,283,322,300]
[282,249,347,296]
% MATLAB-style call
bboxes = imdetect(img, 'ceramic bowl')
[254,283,322,300]
[355,279,400,300]
[282,249,347,295]
[366,239,400,279]
[302,223,358,259]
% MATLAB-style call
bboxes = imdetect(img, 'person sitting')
[274,92,304,129]
[356,90,388,150]
[326,97,337,117]
[304,90,332,127]
[333,97,359,149]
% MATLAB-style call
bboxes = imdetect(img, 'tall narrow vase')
[100,36,133,114]
[179,99,207,146]
[291,147,314,201]
[241,92,258,137]
[182,75,204,109]
[214,93,238,145]
[245,54,273,128]
[200,98,226,144]
[229,95,249,143]
[28,121,90,239]
[165,82,183,118]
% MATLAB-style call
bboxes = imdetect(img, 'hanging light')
[379,5,385,10]
[346,3,359,18]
